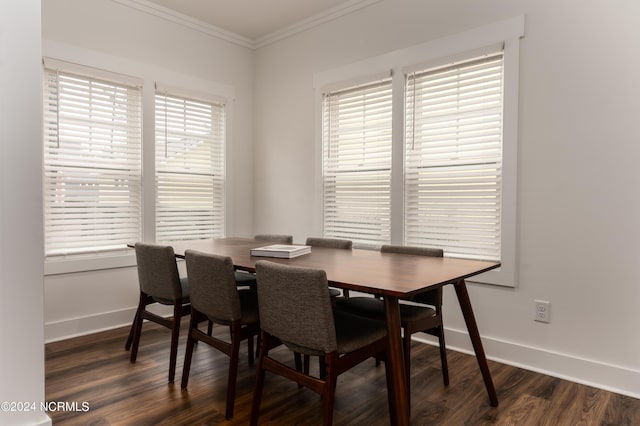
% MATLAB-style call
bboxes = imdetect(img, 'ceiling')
[143,0,360,41]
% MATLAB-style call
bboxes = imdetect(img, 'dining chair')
[334,244,449,405]
[305,237,352,298]
[301,237,355,374]
[125,242,191,383]
[250,260,389,426]
[181,250,260,419]
[254,234,294,244]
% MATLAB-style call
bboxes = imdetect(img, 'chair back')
[185,250,242,323]
[305,237,352,250]
[135,243,182,302]
[255,260,337,354]
[381,244,443,306]
[255,234,293,244]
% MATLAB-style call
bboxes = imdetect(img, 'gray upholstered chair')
[250,260,388,426]
[181,250,260,419]
[305,237,352,298]
[125,242,191,383]
[301,237,355,373]
[334,244,449,405]
[305,237,352,249]
[254,234,293,244]
[234,234,294,286]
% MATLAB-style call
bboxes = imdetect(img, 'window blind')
[155,92,225,242]
[43,67,142,257]
[322,79,393,248]
[404,53,504,261]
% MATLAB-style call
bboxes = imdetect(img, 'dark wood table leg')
[383,296,410,426]
[453,279,499,407]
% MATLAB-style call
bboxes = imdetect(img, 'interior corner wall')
[41,0,255,342]
[253,0,640,397]
[0,1,51,425]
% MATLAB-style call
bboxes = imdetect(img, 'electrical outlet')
[535,300,550,323]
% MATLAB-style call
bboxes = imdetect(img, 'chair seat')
[329,288,341,298]
[282,309,386,356]
[235,271,257,286]
[152,276,190,305]
[333,309,387,354]
[335,296,436,323]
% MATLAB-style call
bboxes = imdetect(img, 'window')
[315,16,523,286]
[43,61,142,257]
[405,53,504,261]
[155,91,226,242]
[322,79,393,247]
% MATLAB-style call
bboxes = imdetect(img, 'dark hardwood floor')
[45,322,640,425]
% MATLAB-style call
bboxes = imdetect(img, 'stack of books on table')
[250,244,312,259]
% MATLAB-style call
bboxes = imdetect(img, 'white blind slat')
[43,66,142,257]
[405,52,504,261]
[322,79,392,247]
[155,92,225,242]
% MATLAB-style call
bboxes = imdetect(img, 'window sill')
[44,250,137,275]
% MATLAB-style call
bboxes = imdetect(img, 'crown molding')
[111,0,255,49]
[111,0,382,50]
[254,0,383,49]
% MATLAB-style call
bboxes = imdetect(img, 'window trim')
[42,40,235,275]
[314,16,524,287]
[42,59,144,259]
[154,88,227,243]
[321,77,394,248]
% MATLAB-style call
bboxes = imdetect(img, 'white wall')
[0,1,50,425]
[41,0,255,341]
[254,0,640,397]
[37,0,640,401]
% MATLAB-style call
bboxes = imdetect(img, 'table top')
[169,238,500,298]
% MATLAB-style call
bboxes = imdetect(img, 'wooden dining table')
[167,237,501,425]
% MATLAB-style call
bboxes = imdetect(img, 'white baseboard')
[45,305,176,343]
[414,328,640,400]
[45,308,137,343]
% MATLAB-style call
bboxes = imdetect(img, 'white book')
[250,244,311,259]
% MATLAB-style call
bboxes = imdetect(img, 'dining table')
[166,237,501,426]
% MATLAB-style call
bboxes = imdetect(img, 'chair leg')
[437,326,449,386]
[124,310,138,351]
[168,303,182,383]
[247,335,255,366]
[181,314,198,389]
[294,352,304,388]
[129,293,147,363]
[225,323,242,419]
[319,356,326,380]
[250,332,268,426]
[304,355,311,375]
[322,353,338,426]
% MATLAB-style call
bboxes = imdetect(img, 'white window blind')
[404,53,504,261]
[43,66,142,257]
[155,92,225,242]
[322,79,393,247]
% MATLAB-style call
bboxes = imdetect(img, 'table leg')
[453,279,499,407]
[383,296,410,426]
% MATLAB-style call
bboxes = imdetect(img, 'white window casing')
[155,91,226,242]
[43,60,142,258]
[322,78,393,248]
[404,52,504,262]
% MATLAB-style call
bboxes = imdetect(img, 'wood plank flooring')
[45,322,640,425]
